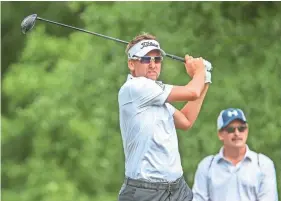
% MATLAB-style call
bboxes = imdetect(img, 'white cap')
[127,40,166,59]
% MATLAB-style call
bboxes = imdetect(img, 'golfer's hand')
[184,55,205,78]
[204,60,213,84]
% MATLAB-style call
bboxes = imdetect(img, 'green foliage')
[2,2,281,200]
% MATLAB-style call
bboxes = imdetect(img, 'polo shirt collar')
[217,145,254,163]
[126,74,163,84]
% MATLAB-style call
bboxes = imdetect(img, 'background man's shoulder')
[196,155,216,171]
[258,153,275,167]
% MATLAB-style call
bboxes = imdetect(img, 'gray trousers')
[118,176,193,201]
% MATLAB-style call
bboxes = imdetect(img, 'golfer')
[192,108,278,201]
[118,33,212,201]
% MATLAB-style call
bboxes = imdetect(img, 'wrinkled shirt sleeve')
[165,103,176,115]
[129,77,173,108]
[258,156,278,201]
[192,156,213,201]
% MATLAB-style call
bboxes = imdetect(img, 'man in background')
[192,108,278,201]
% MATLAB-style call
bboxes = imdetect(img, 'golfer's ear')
[128,60,135,71]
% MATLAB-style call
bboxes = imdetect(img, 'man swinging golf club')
[118,33,212,201]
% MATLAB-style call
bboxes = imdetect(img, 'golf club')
[21,14,212,70]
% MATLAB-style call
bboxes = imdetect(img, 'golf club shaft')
[37,17,128,44]
[37,16,185,63]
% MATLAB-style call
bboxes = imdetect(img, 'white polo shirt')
[118,74,183,182]
[192,145,278,201]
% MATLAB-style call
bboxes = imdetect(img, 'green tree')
[2,2,281,201]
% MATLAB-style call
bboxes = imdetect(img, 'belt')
[124,176,183,191]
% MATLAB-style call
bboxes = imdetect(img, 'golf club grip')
[165,54,185,63]
[165,54,213,72]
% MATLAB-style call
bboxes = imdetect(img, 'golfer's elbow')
[182,124,192,131]
[180,120,192,131]
[188,90,200,101]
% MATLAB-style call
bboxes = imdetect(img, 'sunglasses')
[132,56,163,64]
[223,125,248,134]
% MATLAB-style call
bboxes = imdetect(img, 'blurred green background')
[1,2,281,201]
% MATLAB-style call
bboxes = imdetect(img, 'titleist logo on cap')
[127,39,165,59]
[140,41,159,49]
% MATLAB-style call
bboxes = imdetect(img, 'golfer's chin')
[146,72,158,80]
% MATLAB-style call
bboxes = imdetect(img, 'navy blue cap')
[217,108,247,130]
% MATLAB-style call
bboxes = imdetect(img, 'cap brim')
[220,117,247,130]
[134,47,166,57]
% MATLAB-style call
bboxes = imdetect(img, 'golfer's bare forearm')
[167,70,205,102]
[180,84,209,127]
[185,70,205,98]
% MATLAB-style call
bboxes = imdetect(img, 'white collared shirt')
[118,74,183,182]
[192,146,278,201]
